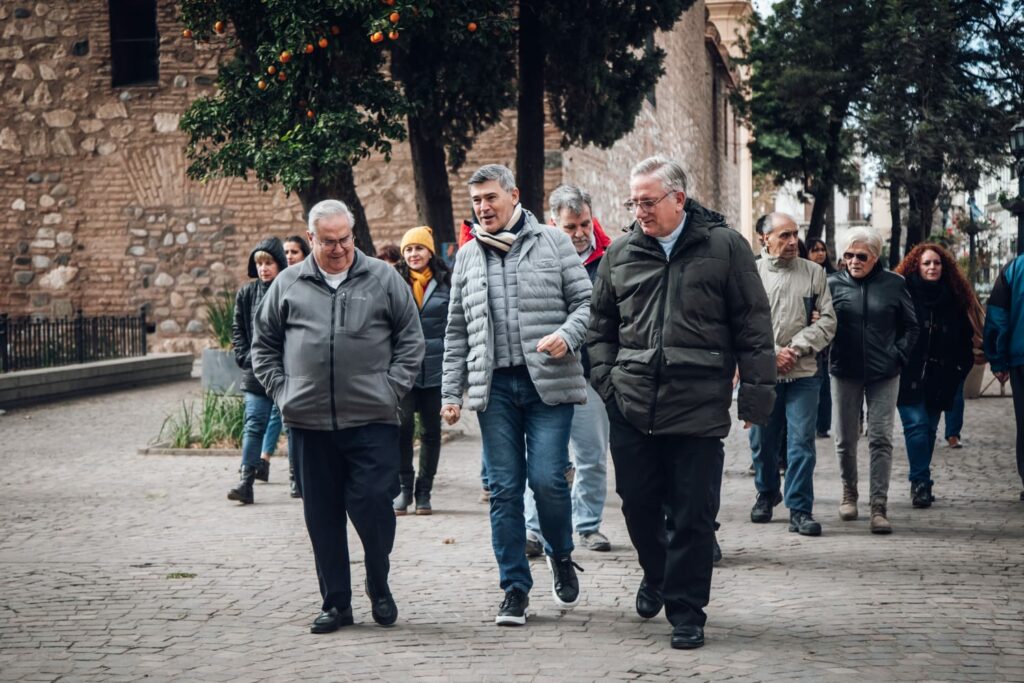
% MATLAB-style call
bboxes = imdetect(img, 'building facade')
[1,1,749,353]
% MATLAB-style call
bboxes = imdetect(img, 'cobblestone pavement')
[1,376,1022,682]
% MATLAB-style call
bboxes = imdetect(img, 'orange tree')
[178,1,514,251]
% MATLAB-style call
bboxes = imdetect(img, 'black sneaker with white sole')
[495,588,529,626]
[547,555,583,608]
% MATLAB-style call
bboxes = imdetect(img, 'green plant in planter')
[153,392,245,449]
[202,290,236,350]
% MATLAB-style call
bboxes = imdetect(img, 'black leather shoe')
[635,579,663,619]
[310,606,353,634]
[254,459,270,483]
[712,535,722,564]
[788,510,822,536]
[671,624,705,649]
[365,579,398,626]
[750,490,783,523]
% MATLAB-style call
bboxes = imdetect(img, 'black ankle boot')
[289,465,301,499]
[911,481,932,508]
[414,477,433,515]
[254,459,270,483]
[228,466,256,504]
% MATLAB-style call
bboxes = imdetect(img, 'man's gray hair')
[549,184,592,219]
[467,164,516,192]
[630,156,688,194]
[763,211,798,234]
[841,226,883,258]
[307,199,354,236]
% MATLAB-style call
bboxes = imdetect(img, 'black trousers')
[1011,366,1024,487]
[291,424,400,612]
[607,400,724,627]
[398,386,443,490]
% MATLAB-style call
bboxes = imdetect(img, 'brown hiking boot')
[870,502,892,534]
[839,483,858,521]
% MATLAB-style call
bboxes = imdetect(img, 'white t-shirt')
[323,270,348,290]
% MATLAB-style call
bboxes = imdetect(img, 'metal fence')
[0,309,148,373]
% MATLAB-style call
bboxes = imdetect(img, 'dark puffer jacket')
[897,274,974,410]
[587,198,776,437]
[828,262,919,383]
[232,237,288,395]
[412,277,450,388]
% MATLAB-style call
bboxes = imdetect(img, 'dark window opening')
[109,0,159,87]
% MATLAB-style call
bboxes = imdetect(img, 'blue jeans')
[898,403,942,484]
[477,367,574,594]
[525,384,609,541]
[263,404,282,456]
[749,377,819,514]
[942,381,965,440]
[241,392,278,469]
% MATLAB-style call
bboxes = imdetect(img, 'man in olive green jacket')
[588,156,775,650]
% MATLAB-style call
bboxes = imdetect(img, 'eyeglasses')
[843,252,870,262]
[623,192,673,213]
[316,234,354,250]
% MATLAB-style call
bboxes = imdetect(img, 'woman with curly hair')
[894,243,975,508]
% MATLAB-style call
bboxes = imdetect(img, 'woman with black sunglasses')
[827,228,919,535]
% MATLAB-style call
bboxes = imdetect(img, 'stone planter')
[201,348,243,395]
[963,363,986,399]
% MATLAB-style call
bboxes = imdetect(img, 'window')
[109,0,159,87]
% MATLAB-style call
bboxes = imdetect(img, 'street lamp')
[1010,119,1024,255]
[938,185,952,232]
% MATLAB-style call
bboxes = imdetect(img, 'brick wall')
[2,1,747,353]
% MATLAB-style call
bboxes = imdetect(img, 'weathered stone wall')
[2,0,746,355]
[562,2,744,234]
[0,2,305,353]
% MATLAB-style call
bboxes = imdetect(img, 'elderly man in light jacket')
[749,212,836,536]
[441,164,592,627]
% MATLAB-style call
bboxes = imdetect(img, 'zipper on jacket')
[647,255,672,434]
[860,278,868,380]
[330,288,342,431]
[501,257,513,363]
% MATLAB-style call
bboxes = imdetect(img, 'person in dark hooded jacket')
[227,236,288,505]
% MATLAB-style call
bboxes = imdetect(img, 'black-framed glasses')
[316,234,354,250]
[843,252,870,262]
[623,192,673,213]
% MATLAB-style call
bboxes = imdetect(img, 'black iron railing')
[0,309,148,373]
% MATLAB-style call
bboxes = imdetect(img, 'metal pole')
[0,313,8,372]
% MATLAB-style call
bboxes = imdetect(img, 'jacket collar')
[299,248,368,285]
[626,198,720,260]
[762,247,796,270]
[582,217,612,267]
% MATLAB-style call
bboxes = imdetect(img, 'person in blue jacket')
[983,253,1024,501]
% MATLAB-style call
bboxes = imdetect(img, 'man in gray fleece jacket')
[251,200,424,635]
[441,164,592,626]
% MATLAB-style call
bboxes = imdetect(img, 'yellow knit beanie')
[400,226,435,255]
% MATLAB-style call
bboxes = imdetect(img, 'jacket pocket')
[278,375,320,423]
[662,347,732,376]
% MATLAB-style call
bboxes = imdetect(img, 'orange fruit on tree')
[277,71,287,81]
[280,50,292,63]
[257,79,268,90]
[304,43,314,54]
[306,109,315,119]
[330,25,341,36]
[370,31,384,43]
[214,20,225,34]
[389,12,400,23]
[467,22,478,32]
[383,0,395,5]
[318,37,329,48]
[388,30,399,40]
[267,65,277,75]
[182,28,193,39]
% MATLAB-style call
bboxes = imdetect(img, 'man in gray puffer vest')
[441,164,592,627]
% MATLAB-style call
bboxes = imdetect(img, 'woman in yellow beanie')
[392,226,451,515]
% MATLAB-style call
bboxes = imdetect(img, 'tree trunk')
[904,185,939,257]
[888,179,902,268]
[805,186,831,243]
[406,113,456,245]
[297,166,375,255]
[516,0,546,216]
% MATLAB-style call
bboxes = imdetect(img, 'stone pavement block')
[1,380,1023,680]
